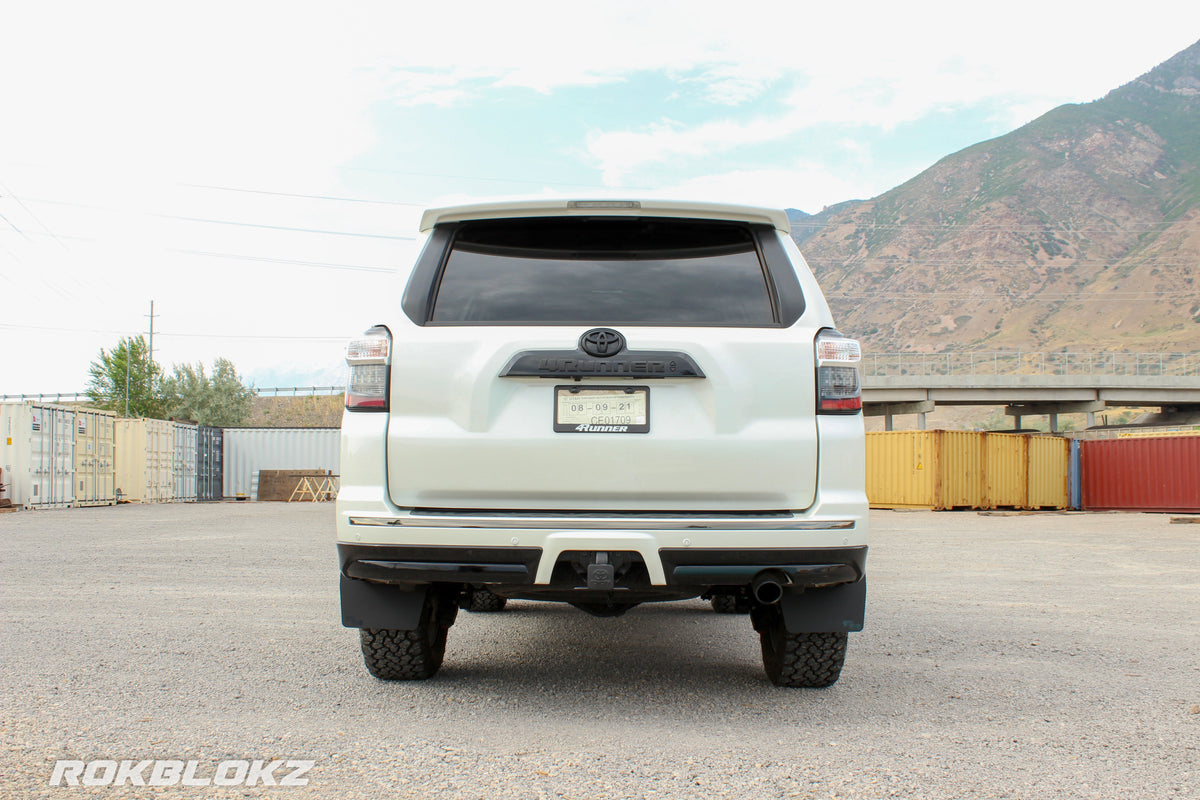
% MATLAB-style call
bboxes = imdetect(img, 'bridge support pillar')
[867,401,935,433]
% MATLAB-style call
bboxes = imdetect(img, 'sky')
[2,1,1199,394]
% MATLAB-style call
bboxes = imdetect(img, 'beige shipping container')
[0,402,77,509]
[74,407,116,506]
[115,418,173,502]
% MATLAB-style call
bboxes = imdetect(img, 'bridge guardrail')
[861,352,1200,378]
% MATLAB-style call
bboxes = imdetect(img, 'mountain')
[795,39,1200,353]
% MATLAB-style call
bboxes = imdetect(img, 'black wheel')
[711,594,751,614]
[359,591,455,680]
[466,586,508,612]
[756,607,847,688]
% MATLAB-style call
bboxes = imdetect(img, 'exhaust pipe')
[750,570,789,605]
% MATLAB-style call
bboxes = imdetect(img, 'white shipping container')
[115,418,173,503]
[0,402,77,509]
[171,421,198,502]
[222,428,340,499]
[75,407,117,506]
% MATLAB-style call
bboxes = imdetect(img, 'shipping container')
[1116,429,1200,439]
[1069,439,1082,511]
[74,407,116,506]
[941,430,986,508]
[0,402,77,509]
[114,418,173,503]
[171,421,198,502]
[222,428,340,499]
[197,426,224,501]
[866,430,1069,511]
[1081,436,1200,513]
[865,431,946,509]
[1027,435,1070,509]
[984,433,1028,509]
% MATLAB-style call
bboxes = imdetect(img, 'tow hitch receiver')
[587,552,616,590]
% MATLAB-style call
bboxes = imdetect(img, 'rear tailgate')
[385,325,820,512]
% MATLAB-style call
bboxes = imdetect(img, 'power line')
[0,321,348,341]
[182,183,426,207]
[0,178,67,249]
[153,213,418,241]
[167,248,394,273]
[0,209,31,241]
[338,164,654,192]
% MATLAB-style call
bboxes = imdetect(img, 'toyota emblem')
[580,328,625,358]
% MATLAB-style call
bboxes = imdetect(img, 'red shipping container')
[1081,436,1200,512]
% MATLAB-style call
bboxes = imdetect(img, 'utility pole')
[146,300,158,414]
[146,300,157,368]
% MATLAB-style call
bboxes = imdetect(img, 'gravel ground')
[1,503,1198,799]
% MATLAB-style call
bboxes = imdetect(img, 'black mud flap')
[340,575,428,630]
[775,579,867,634]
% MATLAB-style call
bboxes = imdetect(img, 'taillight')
[815,330,862,414]
[345,326,391,411]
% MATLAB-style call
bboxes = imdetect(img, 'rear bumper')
[338,541,866,590]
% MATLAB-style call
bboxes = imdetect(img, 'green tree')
[161,357,255,427]
[86,336,166,418]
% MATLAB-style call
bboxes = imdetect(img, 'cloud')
[656,165,875,215]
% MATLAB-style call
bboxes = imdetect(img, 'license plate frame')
[554,385,650,434]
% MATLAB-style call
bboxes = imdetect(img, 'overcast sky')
[2,1,1198,394]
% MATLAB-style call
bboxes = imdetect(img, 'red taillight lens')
[816,331,862,415]
[345,327,391,411]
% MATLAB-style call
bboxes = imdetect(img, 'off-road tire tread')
[467,588,508,612]
[761,628,847,688]
[711,595,751,614]
[359,625,447,681]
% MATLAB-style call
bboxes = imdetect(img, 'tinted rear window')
[429,217,777,325]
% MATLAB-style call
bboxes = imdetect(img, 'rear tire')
[756,607,847,688]
[359,591,454,680]
[466,587,508,612]
[711,594,751,614]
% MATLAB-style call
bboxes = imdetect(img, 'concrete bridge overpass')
[861,352,1200,431]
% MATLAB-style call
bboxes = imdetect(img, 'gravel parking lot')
[2,503,1198,799]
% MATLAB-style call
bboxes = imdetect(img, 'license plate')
[555,386,650,433]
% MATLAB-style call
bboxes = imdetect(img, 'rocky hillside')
[793,39,1200,353]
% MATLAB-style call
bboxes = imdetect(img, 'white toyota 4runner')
[336,199,867,687]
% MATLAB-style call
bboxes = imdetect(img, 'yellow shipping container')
[940,430,986,508]
[984,433,1028,509]
[866,431,1069,511]
[1027,436,1070,508]
[865,431,944,509]
[866,431,988,510]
